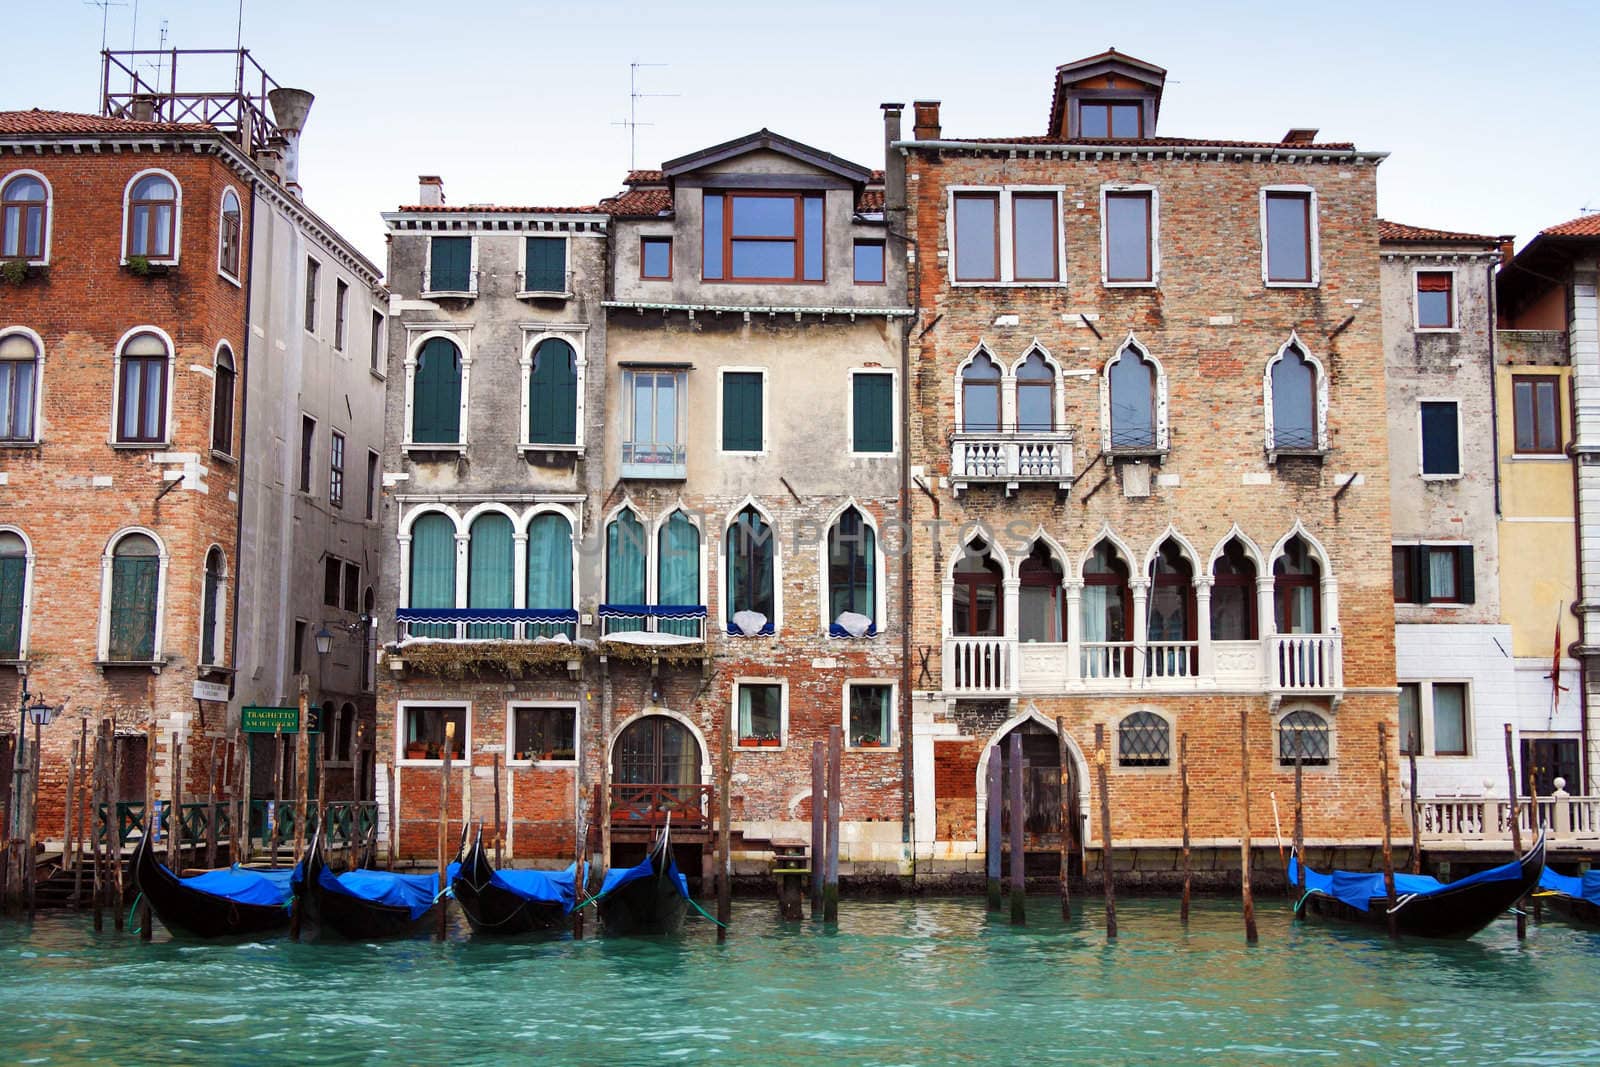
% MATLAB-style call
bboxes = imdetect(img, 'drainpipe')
[1487,259,1502,519]
[229,179,256,706]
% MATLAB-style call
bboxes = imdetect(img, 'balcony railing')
[421,268,479,298]
[396,608,579,642]
[950,431,1073,494]
[598,604,706,641]
[1269,634,1341,692]
[515,269,574,298]
[944,636,1014,694]
[1145,640,1199,679]
[1081,641,1135,680]
[609,783,713,829]
[621,440,687,480]
[1413,787,1600,846]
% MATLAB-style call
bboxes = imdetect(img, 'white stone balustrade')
[1411,779,1600,846]
[950,432,1073,494]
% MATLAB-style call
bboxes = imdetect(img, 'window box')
[122,256,175,277]
[739,736,781,749]
[854,737,884,749]
[405,741,428,760]
[0,261,45,285]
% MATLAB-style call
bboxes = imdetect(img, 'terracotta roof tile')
[395,204,600,214]
[623,169,665,184]
[599,187,674,218]
[858,188,885,212]
[1378,220,1503,244]
[935,134,1358,151]
[0,108,211,135]
[1541,213,1600,238]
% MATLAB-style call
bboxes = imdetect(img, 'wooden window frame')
[217,188,242,281]
[952,192,1001,282]
[701,191,824,284]
[1511,375,1563,455]
[1418,398,1462,479]
[1210,541,1258,640]
[1102,189,1155,285]
[1010,193,1059,282]
[0,172,49,264]
[844,680,896,750]
[1272,542,1322,634]
[952,551,1005,637]
[329,430,346,509]
[1415,269,1456,331]
[853,239,886,285]
[734,680,787,748]
[1262,189,1316,286]
[508,702,579,765]
[125,172,179,263]
[640,236,673,280]
[1078,100,1144,139]
[116,351,169,445]
[211,345,235,456]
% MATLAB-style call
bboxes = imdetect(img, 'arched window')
[108,533,160,661]
[1270,343,1317,450]
[126,173,178,260]
[211,345,236,455]
[1015,350,1055,432]
[0,331,39,442]
[218,188,242,277]
[527,338,577,445]
[726,506,775,634]
[1118,711,1171,767]
[1211,537,1258,640]
[658,510,701,637]
[961,351,1001,432]
[952,540,1003,636]
[116,331,170,444]
[1107,344,1156,449]
[1278,709,1330,767]
[1018,542,1064,643]
[200,547,226,666]
[526,512,574,637]
[1147,539,1195,677]
[827,506,876,636]
[467,512,514,638]
[408,512,457,637]
[1081,540,1131,677]
[613,715,701,788]
[0,531,27,659]
[1,174,47,261]
[606,509,646,604]
[1273,536,1322,634]
[411,337,463,444]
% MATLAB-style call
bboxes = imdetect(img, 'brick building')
[897,50,1399,876]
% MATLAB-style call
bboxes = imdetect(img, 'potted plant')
[0,260,28,285]
[405,741,427,760]
[552,748,574,761]
[855,733,883,749]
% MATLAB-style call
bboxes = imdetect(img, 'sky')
[8,0,1599,268]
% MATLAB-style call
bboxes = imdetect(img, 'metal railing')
[101,48,281,153]
[395,608,579,642]
[421,268,479,297]
[620,441,687,479]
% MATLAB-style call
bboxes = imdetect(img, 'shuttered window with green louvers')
[108,534,160,661]
[429,236,472,293]
[722,371,763,452]
[852,372,893,453]
[524,237,566,293]
[528,338,577,445]
[412,337,462,444]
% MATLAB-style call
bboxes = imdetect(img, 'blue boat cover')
[179,866,295,908]
[1540,867,1600,905]
[318,864,439,921]
[1289,853,1524,913]
[598,852,688,901]
[447,861,581,911]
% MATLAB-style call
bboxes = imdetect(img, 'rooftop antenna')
[84,0,129,105]
[612,61,676,171]
[128,0,139,92]
[235,0,246,53]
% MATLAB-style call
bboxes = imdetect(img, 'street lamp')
[314,627,334,657]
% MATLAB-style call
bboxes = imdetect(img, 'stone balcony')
[950,430,1073,494]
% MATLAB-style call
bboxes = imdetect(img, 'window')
[953,541,1004,636]
[304,257,320,333]
[361,588,375,692]
[1118,711,1170,767]
[329,431,345,507]
[1420,400,1460,476]
[523,236,566,293]
[428,236,473,294]
[736,683,783,746]
[107,533,160,661]
[218,188,241,278]
[1273,537,1321,634]
[1103,190,1153,283]
[726,506,775,634]
[1015,350,1055,432]
[1147,539,1195,678]
[960,351,1002,432]
[1512,376,1562,454]
[201,547,225,666]
[2,173,48,262]
[702,192,823,282]
[512,705,576,762]
[299,415,316,493]
[292,619,306,676]
[1018,543,1065,643]
[1107,342,1156,449]
[370,310,385,373]
[342,561,359,614]
[526,338,578,446]
[656,509,702,635]
[827,507,876,635]
[211,346,235,455]
[1397,681,1471,758]
[411,337,463,445]
[1399,683,1421,755]
[721,370,764,453]
[605,509,647,625]
[952,192,999,281]
[365,451,379,520]
[1211,538,1258,641]
[640,236,672,280]
[1416,271,1454,329]
[1392,544,1474,605]
[1269,343,1318,451]
[324,557,342,608]
[322,702,356,763]
[407,512,456,637]
[126,172,178,260]
[847,683,893,748]
[526,512,575,636]
[1263,190,1314,284]
[853,240,885,284]
[401,704,467,761]
[1012,194,1058,281]
[851,371,894,453]
[334,280,349,350]
[468,512,514,638]
[622,369,686,475]
[1081,540,1132,678]
[116,331,169,444]
[1080,101,1142,138]
[0,531,28,659]
[1278,709,1330,767]
[0,332,39,442]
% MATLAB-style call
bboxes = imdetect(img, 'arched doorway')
[611,714,707,829]
[996,719,1079,868]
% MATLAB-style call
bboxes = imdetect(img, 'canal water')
[2,896,1597,1066]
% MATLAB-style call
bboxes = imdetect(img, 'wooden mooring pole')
[206,739,221,871]
[75,718,89,910]
[491,749,502,871]
[141,723,156,940]
[170,735,183,873]
[1094,724,1116,940]
[985,746,1002,912]
[90,721,106,931]
[1293,753,1305,898]
[1056,717,1071,920]
[65,736,78,912]
[437,721,455,941]
[268,726,283,868]
[717,697,732,942]
[1379,722,1398,940]
[1407,735,1422,875]
[810,740,824,918]
[1179,732,1191,925]
[1239,709,1257,945]
[293,678,310,866]
[1503,722,1526,940]
[385,761,397,870]
[824,724,841,923]
[1008,732,1026,926]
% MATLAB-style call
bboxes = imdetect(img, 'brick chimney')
[1281,128,1319,145]
[418,175,444,207]
[913,101,941,141]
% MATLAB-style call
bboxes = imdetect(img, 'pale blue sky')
[10,0,1598,266]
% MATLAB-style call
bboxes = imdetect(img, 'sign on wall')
[192,680,231,703]
[241,705,321,734]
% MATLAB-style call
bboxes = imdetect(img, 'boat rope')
[126,892,146,934]
[687,895,727,929]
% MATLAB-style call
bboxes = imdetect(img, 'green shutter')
[467,514,514,638]
[853,373,893,453]
[412,337,462,444]
[722,372,763,452]
[528,339,577,445]
[109,557,158,660]
[0,556,23,658]
[525,238,566,292]
[1459,545,1475,605]
[431,237,471,292]
[1412,545,1430,605]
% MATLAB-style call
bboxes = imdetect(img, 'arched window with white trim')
[1107,341,1157,449]
[212,344,236,455]
[107,532,161,661]
[115,330,170,445]
[0,530,28,659]
[1015,348,1056,432]
[218,188,242,278]
[125,172,179,261]
[1273,535,1322,634]
[1265,338,1327,454]
[467,512,514,638]
[1147,538,1195,677]
[726,505,775,635]
[1,173,48,263]
[0,331,40,443]
[200,547,226,666]
[960,351,1002,432]
[827,506,876,637]
[1018,542,1065,643]
[526,511,575,637]
[408,511,457,638]
[658,509,702,637]
[527,337,577,445]
[411,336,463,444]
[1210,537,1258,640]
[1081,539,1132,677]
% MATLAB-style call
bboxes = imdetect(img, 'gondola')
[1536,866,1600,928]
[595,833,690,936]
[1290,832,1546,939]
[292,828,441,940]
[131,830,293,939]
[448,827,579,936]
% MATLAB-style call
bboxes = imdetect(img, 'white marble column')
[1194,575,1215,679]
[1130,577,1150,683]
[1065,580,1083,684]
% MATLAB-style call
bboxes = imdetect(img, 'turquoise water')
[2,897,1598,1066]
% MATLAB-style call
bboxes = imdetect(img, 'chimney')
[266,88,314,200]
[881,102,906,218]
[1282,127,1319,145]
[129,95,156,122]
[913,100,941,141]
[418,176,445,208]
[257,137,286,184]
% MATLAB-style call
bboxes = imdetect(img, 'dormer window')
[1079,101,1143,138]
[703,192,824,283]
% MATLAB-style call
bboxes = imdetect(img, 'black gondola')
[131,830,293,939]
[292,828,441,940]
[1537,866,1600,928]
[449,828,577,936]
[596,834,690,936]
[1292,832,1547,939]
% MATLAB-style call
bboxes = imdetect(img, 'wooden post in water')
[1056,717,1071,920]
[810,740,824,918]
[293,678,309,866]
[1238,709,1257,945]
[1407,734,1422,875]
[65,735,78,909]
[354,724,367,868]
[88,722,104,930]
[1503,722,1526,941]
[985,747,1002,912]
[824,724,841,923]
[1379,722,1398,940]
[140,723,155,940]
[385,762,397,870]
[109,716,125,929]
[1094,724,1116,940]
[491,750,502,871]
[717,698,732,942]
[170,736,184,873]
[1008,732,1026,926]
[437,720,455,941]
[268,726,283,868]
[206,739,220,870]
[1179,732,1191,925]
[75,718,89,909]
[316,737,328,860]
[1527,769,1543,924]
[1293,753,1305,897]
[234,733,245,867]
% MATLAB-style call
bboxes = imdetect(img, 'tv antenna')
[612,61,676,171]
[84,0,129,104]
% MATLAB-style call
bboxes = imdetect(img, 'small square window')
[402,705,466,761]
[736,683,783,746]
[1420,401,1459,476]
[1512,376,1562,454]
[847,683,892,748]
[512,705,576,762]
[1416,271,1453,329]
[641,236,672,279]
[853,240,885,284]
